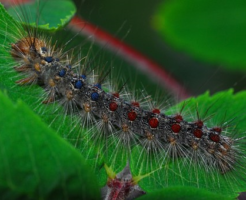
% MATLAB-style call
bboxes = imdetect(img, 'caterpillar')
[0,0,246,199]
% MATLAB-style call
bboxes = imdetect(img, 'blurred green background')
[72,0,246,97]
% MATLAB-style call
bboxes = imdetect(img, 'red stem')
[0,0,31,6]
[69,17,191,99]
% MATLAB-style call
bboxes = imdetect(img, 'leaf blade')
[0,91,100,199]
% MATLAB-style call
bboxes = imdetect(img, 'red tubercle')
[128,111,137,121]
[175,114,183,123]
[113,92,120,98]
[195,120,204,128]
[193,129,203,138]
[109,102,118,111]
[149,118,159,128]
[131,101,140,107]
[171,123,181,133]
[212,127,222,133]
[209,133,220,143]
[152,108,160,114]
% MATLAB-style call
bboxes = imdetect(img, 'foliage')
[0,0,245,199]
[154,0,246,70]
[8,0,76,31]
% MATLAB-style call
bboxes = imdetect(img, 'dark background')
[71,0,246,97]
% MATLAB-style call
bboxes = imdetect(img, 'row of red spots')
[110,101,221,142]
[127,111,159,129]
[193,127,221,142]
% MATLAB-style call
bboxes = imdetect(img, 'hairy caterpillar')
[0,0,246,199]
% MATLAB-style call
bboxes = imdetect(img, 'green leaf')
[1,1,246,198]
[137,187,232,200]
[153,0,246,70]
[7,0,76,31]
[0,90,100,199]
